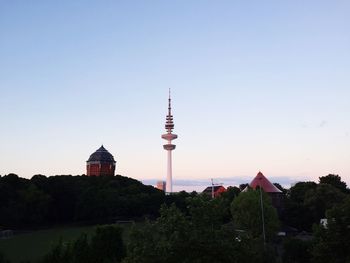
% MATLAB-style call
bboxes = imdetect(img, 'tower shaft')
[166,149,172,193]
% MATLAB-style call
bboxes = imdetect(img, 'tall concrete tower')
[161,90,177,194]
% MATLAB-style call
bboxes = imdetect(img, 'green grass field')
[0,225,103,263]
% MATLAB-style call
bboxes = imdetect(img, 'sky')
[0,1,349,190]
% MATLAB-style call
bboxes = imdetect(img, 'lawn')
[0,225,102,263]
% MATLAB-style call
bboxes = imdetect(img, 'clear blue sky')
[1,1,349,189]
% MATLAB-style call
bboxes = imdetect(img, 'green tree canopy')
[319,174,347,192]
[0,174,164,228]
[41,225,125,263]
[312,197,350,263]
[282,182,318,231]
[230,189,279,240]
[124,198,256,263]
[282,238,311,263]
[304,183,345,223]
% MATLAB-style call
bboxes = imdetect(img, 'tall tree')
[231,189,279,240]
[282,182,317,231]
[304,184,345,224]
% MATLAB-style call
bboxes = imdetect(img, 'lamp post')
[259,178,266,247]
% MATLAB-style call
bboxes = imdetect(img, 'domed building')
[86,145,116,176]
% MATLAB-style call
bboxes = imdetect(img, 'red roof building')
[202,185,226,198]
[245,171,284,213]
[249,171,282,193]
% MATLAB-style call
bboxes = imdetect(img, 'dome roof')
[249,171,282,193]
[87,145,116,163]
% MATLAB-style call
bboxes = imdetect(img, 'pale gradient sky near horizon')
[0,1,349,190]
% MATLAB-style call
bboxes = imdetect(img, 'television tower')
[161,90,177,194]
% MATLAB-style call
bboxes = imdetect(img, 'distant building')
[245,171,284,211]
[156,181,166,191]
[86,145,116,176]
[248,171,282,193]
[202,185,226,198]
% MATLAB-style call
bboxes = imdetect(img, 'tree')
[90,225,125,262]
[319,174,347,193]
[0,252,10,263]
[282,182,317,231]
[71,234,92,263]
[124,200,251,263]
[288,182,317,203]
[41,239,72,263]
[231,189,279,240]
[20,184,52,225]
[283,238,311,263]
[124,204,189,263]
[185,196,250,263]
[283,181,346,231]
[0,174,164,228]
[312,197,350,263]
[41,225,125,263]
[220,186,240,202]
[304,184,345,225]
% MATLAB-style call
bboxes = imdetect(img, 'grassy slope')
[0,225,97,263]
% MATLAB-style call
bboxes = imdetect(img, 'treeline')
[281,174,349,231]
[36,174,350,263]
[1,173,348,231]
[1,174,350,262]
[0,174,165,228]
[11,174,350,263]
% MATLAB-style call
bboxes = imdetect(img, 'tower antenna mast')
[161,89,178,194]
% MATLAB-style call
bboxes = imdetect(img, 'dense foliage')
[0,174,164,228]
[0,252,10,263]
[231,189,279,240]
[124,197,277,263]
[282,175,347,231]
[312,196,350,263]
[282,238,312,263]
[1,173,350,262]
[41,225,125,263]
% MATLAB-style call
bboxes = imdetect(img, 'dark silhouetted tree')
[319,174,347,193]
[283,238,311,263]
[312,197,350,263]
[282,182,317,231]
[41,225,125,263]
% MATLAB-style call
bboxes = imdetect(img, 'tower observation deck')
[161,90,177,194]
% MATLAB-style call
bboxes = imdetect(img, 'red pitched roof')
[249,172,282,193]
[202,186,226,197]
[203,185,226,193]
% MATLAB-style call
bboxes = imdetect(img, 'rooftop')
[87,145,116,163]
[249,172,282,193]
